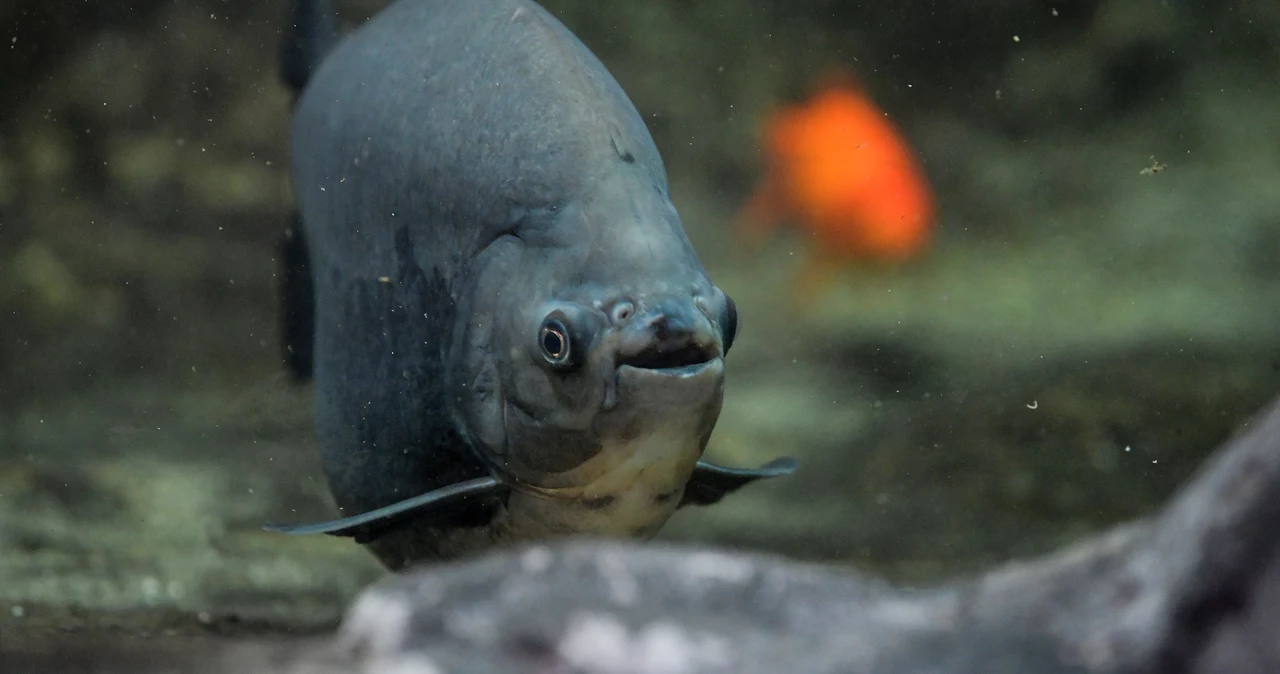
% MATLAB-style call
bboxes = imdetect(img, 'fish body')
[737,80,935,300]
[270,0,795,569]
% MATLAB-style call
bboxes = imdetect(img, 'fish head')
[447,173,738,530]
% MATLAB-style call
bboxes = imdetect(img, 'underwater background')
[2,0,1279,637]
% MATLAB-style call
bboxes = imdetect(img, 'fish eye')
[534,304,601,371]
[722,294,739,356]
[539,319,572,366]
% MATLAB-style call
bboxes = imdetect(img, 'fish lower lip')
[617,358,717,377]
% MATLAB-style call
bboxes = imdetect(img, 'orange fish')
[735,77,936,303]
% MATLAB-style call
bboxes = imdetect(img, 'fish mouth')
[617,342,718,375]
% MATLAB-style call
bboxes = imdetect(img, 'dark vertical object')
[280,0,338,96]
[279,221,315,379]
[277,0,339,381]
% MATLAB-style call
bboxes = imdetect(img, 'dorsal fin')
[281,0,339,97]
[278,0,340,381]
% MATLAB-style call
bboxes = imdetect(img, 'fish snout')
[613,296,721,372]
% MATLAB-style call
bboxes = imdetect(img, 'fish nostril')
[611,301,635,323]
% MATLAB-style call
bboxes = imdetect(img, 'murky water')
[2,0,1278,639]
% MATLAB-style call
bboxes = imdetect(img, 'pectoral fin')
[679,456,798,507]
[262,476,502,542]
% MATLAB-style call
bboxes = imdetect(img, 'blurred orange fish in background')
[735,75,936,304]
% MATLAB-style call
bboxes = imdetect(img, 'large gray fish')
[266,0,796,569]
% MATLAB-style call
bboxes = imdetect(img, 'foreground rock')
[303,382,1280,674]
[6,392,1280,673]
